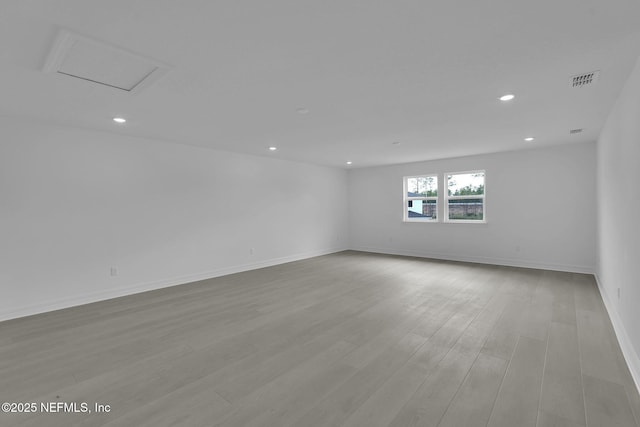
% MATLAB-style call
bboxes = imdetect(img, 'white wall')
[0,118,349,320]
[348,143,597,273]
[597,56,640,388]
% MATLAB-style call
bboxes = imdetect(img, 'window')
[446,171,485,222]
[404,175,438,221]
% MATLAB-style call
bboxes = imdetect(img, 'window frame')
[444,170,486,223]
[403,174,439,222]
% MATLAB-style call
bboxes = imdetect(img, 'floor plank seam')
[485,334,521,427]
[575,296,590,427]
[534,315,551,427]
[433,290,506,427]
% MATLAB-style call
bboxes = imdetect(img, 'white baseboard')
[594,274,640,395]
[0,247,346,322]
[349,246,595,274]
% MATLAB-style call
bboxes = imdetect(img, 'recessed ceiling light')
[392,141,401,145]
[296,108,309,114]
[268,146,277,151]
[346,161,353,165]
[499,94,515,101]
[113,117,126,124]
[524,137,535,142]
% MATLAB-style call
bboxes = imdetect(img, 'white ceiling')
[1,1,640,168]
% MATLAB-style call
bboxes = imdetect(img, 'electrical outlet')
[617,288,621,299]
[110,267,118,277]
[249,248,255,256]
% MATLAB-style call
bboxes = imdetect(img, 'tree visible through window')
[446,171,485,221]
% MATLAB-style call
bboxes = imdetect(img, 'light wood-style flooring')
[1,251,639,427]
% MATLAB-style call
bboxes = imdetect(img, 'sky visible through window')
[407,176,437,195]
[447,172,484,195]
[407,173,484,196]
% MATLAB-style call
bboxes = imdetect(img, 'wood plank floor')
[1,251,639,427]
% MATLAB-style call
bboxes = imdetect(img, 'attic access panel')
[43,29,170,93]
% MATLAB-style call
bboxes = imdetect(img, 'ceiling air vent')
[571,71,599,88]
[43,29,170,94]
[569,128,583,134]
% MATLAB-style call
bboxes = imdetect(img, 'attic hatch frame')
[42,28,171,94]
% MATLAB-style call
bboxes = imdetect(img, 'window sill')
[444,220,487,224]
[403,219,487,224]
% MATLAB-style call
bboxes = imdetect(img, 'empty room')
[1,1,640,426]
